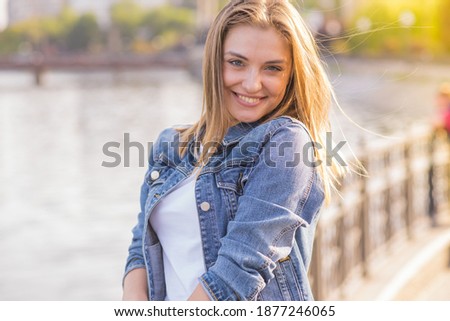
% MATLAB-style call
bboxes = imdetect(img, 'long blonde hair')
[179,0,347,201]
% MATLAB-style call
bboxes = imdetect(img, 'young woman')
[122,0,346,301]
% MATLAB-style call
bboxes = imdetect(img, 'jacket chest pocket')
[215,166,250,220]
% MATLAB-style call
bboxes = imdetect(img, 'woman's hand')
[122,268,149,301]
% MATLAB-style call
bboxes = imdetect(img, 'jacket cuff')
[122,261,146,287]
[199,271,240,301]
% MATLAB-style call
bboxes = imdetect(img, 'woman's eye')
[229,60,243,67]
[266,65,282,72]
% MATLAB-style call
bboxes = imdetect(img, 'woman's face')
[222,24,292,124]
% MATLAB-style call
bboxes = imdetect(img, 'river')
[0,57,448,300]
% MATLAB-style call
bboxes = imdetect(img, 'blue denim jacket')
[124,116,324,301]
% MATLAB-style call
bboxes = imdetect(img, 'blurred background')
[0,0,449,300]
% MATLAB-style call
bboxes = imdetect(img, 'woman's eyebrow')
[224,51,287,64]
[224,51,248,60]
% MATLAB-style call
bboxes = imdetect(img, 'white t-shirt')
[149,170,206,301]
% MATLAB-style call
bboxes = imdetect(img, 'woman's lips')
[233,92,265,106]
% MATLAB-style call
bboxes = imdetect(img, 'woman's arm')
[199,122,321,301]
[122,268,149,301]
[187,283,211,301]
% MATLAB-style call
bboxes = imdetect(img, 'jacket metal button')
[150,170,160,180]
[200,202,210,212]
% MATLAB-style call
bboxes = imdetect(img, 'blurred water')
[0,58,447,300]
[328,57,446,138]
[0,69,202,300]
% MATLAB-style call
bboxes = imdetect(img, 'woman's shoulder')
[156,124,193,142]
[150,124,193,159]
[267,116,310,132]
[250,116,313,145]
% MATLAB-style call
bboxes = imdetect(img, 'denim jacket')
[124,116,324,301]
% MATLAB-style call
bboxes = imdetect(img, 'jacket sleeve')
[199,123,322,300]
[123,174,150,281]
[123,129,166,282]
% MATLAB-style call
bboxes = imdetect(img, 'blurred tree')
[39,13,74,52]
[110,0,145,50]
[10,19,47,48]
[54,5,79,51]
[175,0,197,8]
[0,4,81,56]
[66,13,101,52]
[0,29,22,55]
[437,0,450,52]
[141,5,195,50]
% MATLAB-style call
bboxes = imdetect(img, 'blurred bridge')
[309,125,450,300]
[0,52,193,85]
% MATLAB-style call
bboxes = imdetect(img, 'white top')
[149,170,206,301]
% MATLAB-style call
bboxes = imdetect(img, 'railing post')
[428,131,437,227]
[32,52,46,87]
[311,225,323,300]
[359,142,370,278]
[404,135,414,238]
[430,129,450,224]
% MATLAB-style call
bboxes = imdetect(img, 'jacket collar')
[222,121,261,146]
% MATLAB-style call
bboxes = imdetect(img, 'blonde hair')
[179,0,347,201]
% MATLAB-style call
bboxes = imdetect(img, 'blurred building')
[6,0,169,27]
[69,0,167,27]
[7,0,65,25]
[0,0,7,30]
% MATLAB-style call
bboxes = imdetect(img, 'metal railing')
[309,125,450,300]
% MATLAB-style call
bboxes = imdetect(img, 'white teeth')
[238,94,260,104]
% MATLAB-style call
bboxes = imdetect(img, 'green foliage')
[0,29,23,55]
[66,13,101,52]
[0,0,197,55]
[109,0,196,51]
[0,4,102,55]
[142,5,195,41]
[110,0,145,45]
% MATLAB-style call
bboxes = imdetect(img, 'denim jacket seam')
[262,119,310,165]
[267,116,306,135]
[200,276,219,301]
[127,256,144,266]
[125,262,145,273]
[262,221,304,264]
[242,119,294,178]
[157,153,178,168]
[248,284,265,301]
[202,158,257,174]
[265,118,292,140]
[253,220,303,275]
[297,170,315,215]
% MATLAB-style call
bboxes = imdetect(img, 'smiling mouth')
[234,92,265,105]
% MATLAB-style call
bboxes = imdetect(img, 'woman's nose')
[242,69,262,93]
